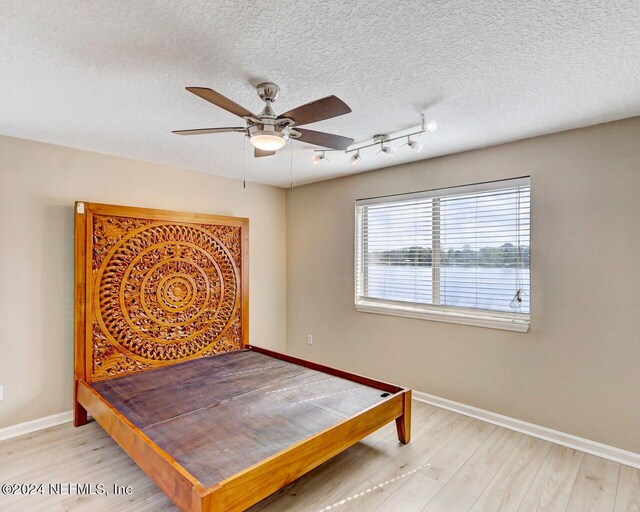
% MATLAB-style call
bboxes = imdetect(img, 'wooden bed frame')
[74,201,411,512]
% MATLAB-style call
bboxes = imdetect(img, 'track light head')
[311,152,328,165]
[426,120,438,133]
[408,139,423,153]
[350,152,362,165]
[379,145,395,157]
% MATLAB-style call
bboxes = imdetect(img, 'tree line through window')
[369,243,530,268]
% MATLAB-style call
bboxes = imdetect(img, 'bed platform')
[74,202,411,512]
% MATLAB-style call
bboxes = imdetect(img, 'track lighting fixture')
[306,115,437,165]
[311,151,328,164]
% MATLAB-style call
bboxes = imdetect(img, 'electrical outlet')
[307,335,313,345]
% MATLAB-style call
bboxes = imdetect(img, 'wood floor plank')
[472,436,552,512]
[517,444,585,512]
[564,454,620,512]
[374,472,443,512]
[419,418,496,484]
[422,427,522,512]
[614,464,640,512]
[340,480,393,511]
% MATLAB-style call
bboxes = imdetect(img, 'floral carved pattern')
[92,324,150,377]
[91,215,242,380]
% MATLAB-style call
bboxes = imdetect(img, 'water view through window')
[356,179,531,319]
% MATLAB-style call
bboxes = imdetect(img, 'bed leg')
[74,381,88,427]
[395,390,412,444]
[74,402,88,427]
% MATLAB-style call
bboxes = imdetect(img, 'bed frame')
[74,201,411,512]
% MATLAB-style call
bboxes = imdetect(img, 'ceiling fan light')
[408,140,423,153]
[250,133,287,151]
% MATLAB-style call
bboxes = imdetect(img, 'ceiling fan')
[173,82,354,157]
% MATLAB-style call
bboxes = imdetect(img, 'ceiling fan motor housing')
[248,123,287,138]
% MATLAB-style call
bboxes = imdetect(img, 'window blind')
[355,177,531,331]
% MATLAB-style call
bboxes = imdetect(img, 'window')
[355,177,531,332]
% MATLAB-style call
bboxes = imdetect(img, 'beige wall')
[0,135,287,429]
[3,118,639,451]
[286,117,640,453]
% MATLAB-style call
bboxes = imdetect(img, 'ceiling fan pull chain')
[290,139,294,190]
[243,135,246,189]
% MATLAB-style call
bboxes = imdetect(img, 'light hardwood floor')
[1,402,639,512]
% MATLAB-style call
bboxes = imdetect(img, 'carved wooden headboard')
[74,202,249,383]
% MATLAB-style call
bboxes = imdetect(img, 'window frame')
[354,177,531,333]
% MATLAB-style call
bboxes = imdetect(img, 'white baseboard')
[0,410,73,442]
[414,390,640,469]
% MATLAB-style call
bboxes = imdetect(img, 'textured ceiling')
[1,1,639,187]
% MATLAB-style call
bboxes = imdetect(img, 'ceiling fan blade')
[172,127,245,136]
[278,96,351,126]
[254,148,276,158]
[185,87,256,118]
[294,128,354,150]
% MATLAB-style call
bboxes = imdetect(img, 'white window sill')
[355,301,530,333]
